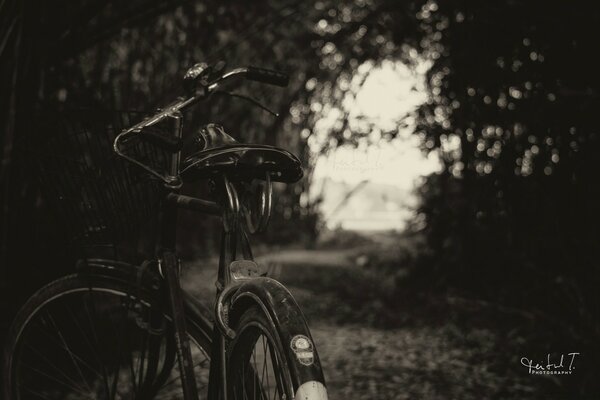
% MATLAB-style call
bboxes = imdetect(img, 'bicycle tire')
[227,302,328,400]
[3,270,212,400]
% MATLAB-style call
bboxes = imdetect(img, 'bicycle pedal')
[230,260,266,280]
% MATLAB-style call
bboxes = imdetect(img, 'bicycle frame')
[138,108,259,400]
[158,164,284,399]
[112,66,318,400]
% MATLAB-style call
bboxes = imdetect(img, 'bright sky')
[311,60,441,231]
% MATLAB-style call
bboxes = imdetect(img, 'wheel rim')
[230,322,293,400]
[8,287,210,400]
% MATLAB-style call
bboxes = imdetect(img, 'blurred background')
[1,0,599,398]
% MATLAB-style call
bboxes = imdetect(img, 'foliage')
[410,1,600,394]
[412,0,600,310]
[2,1,600,394]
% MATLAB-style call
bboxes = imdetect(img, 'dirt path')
[310,322,541,400]
[182,249,538,399]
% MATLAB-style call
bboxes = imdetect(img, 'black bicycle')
[3,63,328,400]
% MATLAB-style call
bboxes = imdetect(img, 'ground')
[182,247,558,400]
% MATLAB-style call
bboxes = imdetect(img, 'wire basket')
[36,109,173,247]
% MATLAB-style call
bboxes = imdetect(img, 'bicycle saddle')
[181,124,303,183]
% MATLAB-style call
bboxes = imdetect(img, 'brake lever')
[213,90,279,117]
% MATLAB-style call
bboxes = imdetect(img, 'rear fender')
[230,277,328,399]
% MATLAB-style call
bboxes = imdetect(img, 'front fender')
[230,277,328,399]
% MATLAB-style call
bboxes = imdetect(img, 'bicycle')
[2,63,329,400]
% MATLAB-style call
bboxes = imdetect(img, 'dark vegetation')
[412,3,600,396]
[2,0,599,397]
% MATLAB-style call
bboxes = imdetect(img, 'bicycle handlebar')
[246,66,289,87]
[114,64,288,184]
[119,65,287,139]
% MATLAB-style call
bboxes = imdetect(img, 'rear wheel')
[227,300,328,400]
[227,305,295,400]
[3,272,211,399]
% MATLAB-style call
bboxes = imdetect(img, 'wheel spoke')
[252,345,258,399]
[83,289,113,397]
[260,335,269,398]
[123,301,140,397]
[229,309,308,400]
[158,357,209,390]
[22,342,87,394]
[136,329,148,390]
[64,301,108,383]
[262,337,273,400]
[242,352,247,400]
[7,279,211,400]
[268,340,285,399]
[20,363,94,398]
[28,320,104,383]
[110,357,122,400]
[47,310,95,395]
[106,296,132,398]
[21,385,55,400]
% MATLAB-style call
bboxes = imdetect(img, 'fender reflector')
[294,381,328,400]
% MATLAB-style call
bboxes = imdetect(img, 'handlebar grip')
[138,130,183,153]
[246,66,289,87]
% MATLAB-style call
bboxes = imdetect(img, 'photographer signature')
[520,352,580,374]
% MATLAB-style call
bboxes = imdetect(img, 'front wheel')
[227,299,327,400]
